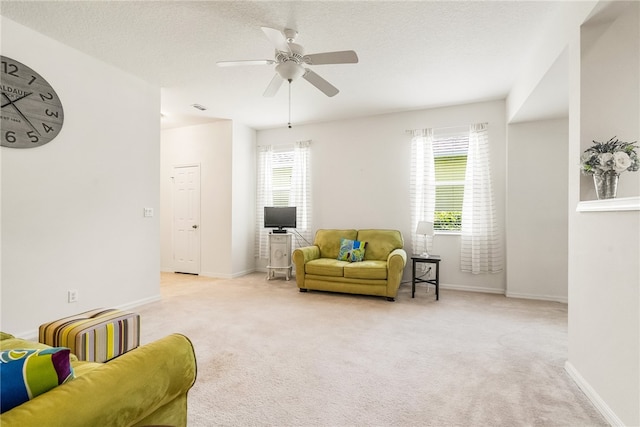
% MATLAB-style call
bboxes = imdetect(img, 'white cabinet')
[267,233,292,280]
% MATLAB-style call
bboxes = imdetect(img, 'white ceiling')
[1,1,566,130]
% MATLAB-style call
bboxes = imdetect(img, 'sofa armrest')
[292,246,320,287]
[0,333,197,427]
[386,248,408,297]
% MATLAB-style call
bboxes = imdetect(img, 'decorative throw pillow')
[0,347,74,413]
[337,238,367,262]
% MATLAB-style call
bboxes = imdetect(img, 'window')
[433,133,468,231]
[410,124,501,272]
[256,141,312,258]
[271,150,294,206]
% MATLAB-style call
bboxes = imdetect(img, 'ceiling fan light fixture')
[275,61,305,82]
[217,27,358,98]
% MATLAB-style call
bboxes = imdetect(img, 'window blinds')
[271,151,293,206]
[433,134,468,231]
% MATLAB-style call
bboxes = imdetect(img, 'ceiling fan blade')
[261,27,291,53]
[263,74,284,97]
[304,50,359,65]
[302,69,339,97]
[217,59,275,67]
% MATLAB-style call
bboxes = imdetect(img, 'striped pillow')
[0,347,74,413]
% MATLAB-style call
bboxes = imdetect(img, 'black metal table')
[411,255,441,300]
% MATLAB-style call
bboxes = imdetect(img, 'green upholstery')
[293,229,407,300]
[0,333,196,427]
[357,229,404,261]
[344,260,388,280]
[305,258,349,277]
[314,229,358,259]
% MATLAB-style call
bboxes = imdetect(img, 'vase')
[593,171,619,199]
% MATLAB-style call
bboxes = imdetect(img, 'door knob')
[192,225,199,229]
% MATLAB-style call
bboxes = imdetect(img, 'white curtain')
[290,140,313,248]
[460,123,502,273]
[409,128,435,255]
[255,145,273,258]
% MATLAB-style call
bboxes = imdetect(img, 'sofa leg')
[386,297,395,302]
[299,288,308,293]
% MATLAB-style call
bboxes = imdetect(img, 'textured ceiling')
[1,1,565,130]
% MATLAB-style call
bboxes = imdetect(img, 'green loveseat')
[293,229,407,301]
[0,332,197,427]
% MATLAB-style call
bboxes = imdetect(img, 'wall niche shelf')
[577,196,640,212]
[579,1,639,204]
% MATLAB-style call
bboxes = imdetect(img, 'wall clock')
[1,56,64,149]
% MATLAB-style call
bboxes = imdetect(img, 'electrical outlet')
[68,290,78,303]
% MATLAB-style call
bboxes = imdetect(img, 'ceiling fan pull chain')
[288,79,292,129]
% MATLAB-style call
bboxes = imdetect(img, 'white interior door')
[172,165,201,274]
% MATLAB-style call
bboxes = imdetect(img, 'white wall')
[507,1,598,122]
[160,121,256,278]
[231,122,256,276]
[566,2,640,426]
[506,2,639,423]
[580,1,640,200]
[257,100,507,293]
[1,17,161,337]
[506,119,569,302]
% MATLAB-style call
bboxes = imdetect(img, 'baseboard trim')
[116,295,162,311]
[433,284,567,303]
[200,272,233,279]
[200,269,257,279]
[506,291,568,304]
[231,269,257,278]
[564,361,623,426]
[440,283,505,295]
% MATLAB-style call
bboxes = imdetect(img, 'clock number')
[42,123,54,133]
[5,131,16,143]
[40,92,54,102]
[28,75,37,85]
[45,109,59,118]
[27,131,39,143]
[1,61,19,77]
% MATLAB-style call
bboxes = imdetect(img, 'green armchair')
[0,332,197,427]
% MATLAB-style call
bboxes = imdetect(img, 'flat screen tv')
[264,206,296,233]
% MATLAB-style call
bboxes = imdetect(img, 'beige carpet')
[135,272,606,427]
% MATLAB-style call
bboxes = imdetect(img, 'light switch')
[143,207,154,218]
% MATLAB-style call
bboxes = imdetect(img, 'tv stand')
[266,233,292,281]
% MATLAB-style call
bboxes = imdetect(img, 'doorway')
[172,165,201,274]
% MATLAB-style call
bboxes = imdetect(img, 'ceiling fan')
[217,27,358,97]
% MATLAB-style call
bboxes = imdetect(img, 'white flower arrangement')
[581,137,639,175]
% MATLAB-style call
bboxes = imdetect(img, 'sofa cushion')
[344,260,388,280]
[305,258,349,277]
[356,229,404,261]
[337,238,367,262]
[314,229,358,259]
[0,347,74,413]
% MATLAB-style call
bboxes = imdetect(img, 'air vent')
[191,104,207,111]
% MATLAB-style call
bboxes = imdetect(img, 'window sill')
[576,196,640,212]
[434,230,461,236]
